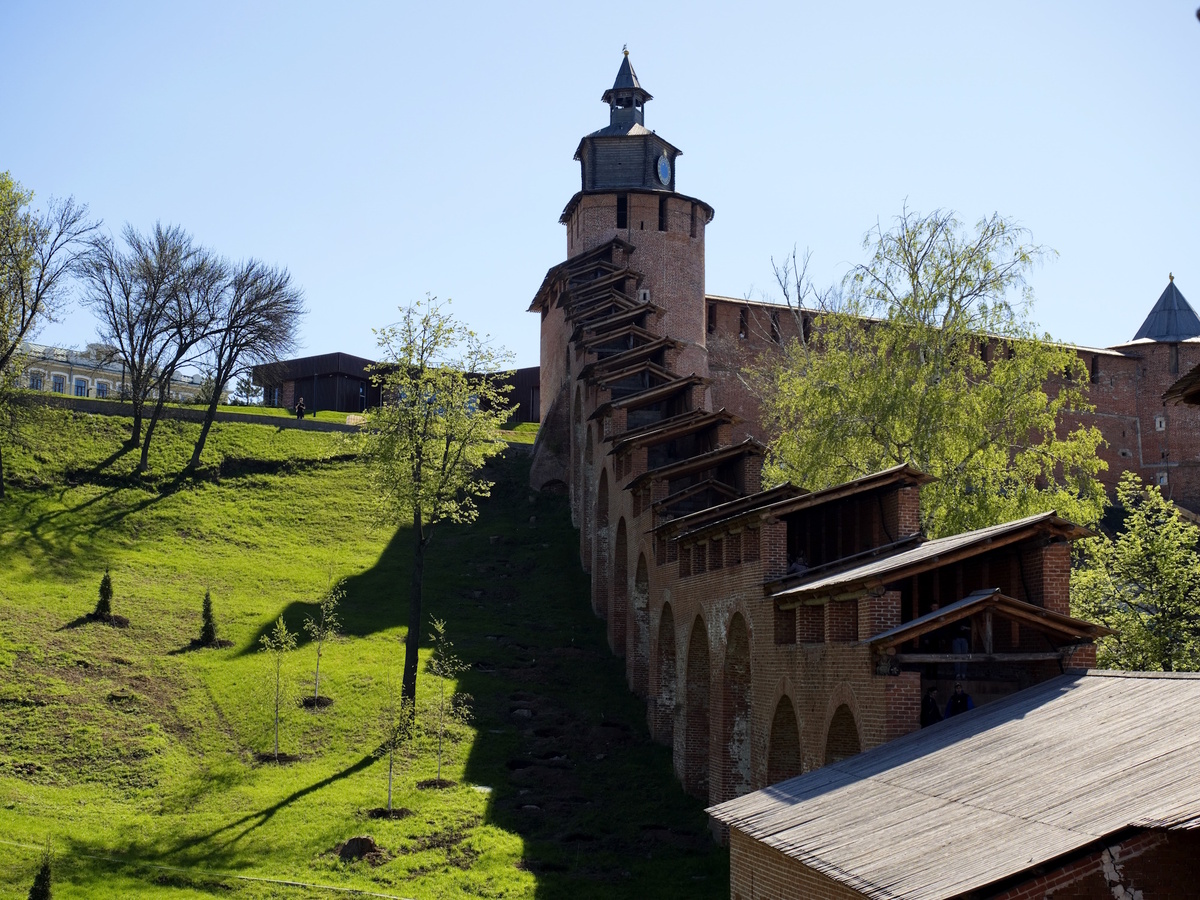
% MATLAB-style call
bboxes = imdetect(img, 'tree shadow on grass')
[60,752,377,875]
[7,471,191,565]
[233,524,415,656]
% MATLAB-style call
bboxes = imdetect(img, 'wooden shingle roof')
[772,511,1091,605]
[708,671,1200,900]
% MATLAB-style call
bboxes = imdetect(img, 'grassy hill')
[0,409,726,899]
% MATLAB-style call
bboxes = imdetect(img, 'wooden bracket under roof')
[628,438,765,491]
[607,408,738,453]
[867,587,1114,660]
[528,237,636,312]
[589,373,708,421]
[773,511,1095,609]
[570,302,661,342]
[578,336,681,381]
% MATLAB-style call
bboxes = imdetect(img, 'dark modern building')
[253,353,381,414]
[253,353,541,423]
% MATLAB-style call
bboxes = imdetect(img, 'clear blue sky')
[3,2,1197,368]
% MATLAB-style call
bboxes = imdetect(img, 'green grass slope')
[0,409,725,899]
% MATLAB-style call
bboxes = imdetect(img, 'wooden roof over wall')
[772,511,1092,606]
[708,671,1200,900]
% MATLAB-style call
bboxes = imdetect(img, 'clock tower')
[559,52,714,377]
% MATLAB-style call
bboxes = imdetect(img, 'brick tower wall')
[565,192,710,380]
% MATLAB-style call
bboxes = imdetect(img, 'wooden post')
[984,609,994,655]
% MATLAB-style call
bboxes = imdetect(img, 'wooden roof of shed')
[608,408,737,453]
[589,374,706,420]
[1165,361,1200,405]
[578,337,679,381]
[708,671,1200,900]
[654,483,807,536]
[772,511,1091,605]
[628,438,764,490]
[528,238,635,311]
[868,587,1114,647]
[673,464,932,544]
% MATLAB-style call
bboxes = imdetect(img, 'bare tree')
[187,259,303,470]
[138,250,222,472]
[0,172,97,498]
[82,223,217,471]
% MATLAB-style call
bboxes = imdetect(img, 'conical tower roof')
[602,51,652,105]
[1132,276,1200,342]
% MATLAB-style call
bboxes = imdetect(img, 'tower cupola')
[572,51,682,194]
[602,50,652,129]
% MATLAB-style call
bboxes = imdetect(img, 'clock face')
[657,154,671,186]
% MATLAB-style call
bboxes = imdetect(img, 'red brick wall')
[993,829,1200,900]
[565,192,710,380]
[728,827,1200,900]
[729,828,867,900]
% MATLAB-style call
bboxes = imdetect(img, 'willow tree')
[758,208,1106,537]
[361,297,514,707]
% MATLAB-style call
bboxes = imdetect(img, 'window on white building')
[52,375,65,393]
[96,381,109,398]
[29,371,43,390]
[74,379,88,397]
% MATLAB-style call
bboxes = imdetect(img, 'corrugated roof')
[772,511,1090,603]
[708,671,1200,900]
[1132,278,1200,342]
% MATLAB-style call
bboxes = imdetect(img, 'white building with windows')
[19,342,206,402]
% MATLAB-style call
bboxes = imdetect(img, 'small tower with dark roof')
[603,52,651,130]
[556,52,715,380]
[1132,274,1200,343]
[573,51,687,194]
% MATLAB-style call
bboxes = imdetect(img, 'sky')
[2,2,1198,369]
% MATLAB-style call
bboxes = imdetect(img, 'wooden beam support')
[893,652,1064,663]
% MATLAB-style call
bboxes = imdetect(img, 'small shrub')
[28,846,51,900]
[94,570,113,620]
[199,589,217,646]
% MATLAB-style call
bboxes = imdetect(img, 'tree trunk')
[402,506,424,708]
[139,387,169,472]
[130,402,143,447]
[273,659,281,758]
[387,749,394,812]
[437,677,444,782]
[0,440,6,500]
[314,644,322,699]
[189,392,221,471]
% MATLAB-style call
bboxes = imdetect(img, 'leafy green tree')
[94,569,113,620]
[0,171,97,499]
[234,374,260,406]
[758,208,1106,537]
[360,297,514,708]
[1072,472,1200,671]
[427,618,472,783]
[192,376,219,406]
[258,615,297,759]
[374,673,420,814]
[303,578,343,702]
[199,589,218,646]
